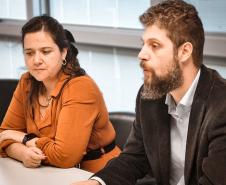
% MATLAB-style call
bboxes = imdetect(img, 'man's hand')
[70,180,101,185]
[22,146,46,168]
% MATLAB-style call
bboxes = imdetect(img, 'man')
[71,1,226,185]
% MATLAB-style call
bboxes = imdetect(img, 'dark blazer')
[95,65,226,185]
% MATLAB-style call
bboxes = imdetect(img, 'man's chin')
[143,76,152,85]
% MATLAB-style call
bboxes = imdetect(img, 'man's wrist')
[90,176,106,185]
[89,179,101,185]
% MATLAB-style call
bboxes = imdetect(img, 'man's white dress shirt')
[166,70,200,185]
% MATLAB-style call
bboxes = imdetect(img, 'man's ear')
[177,42,193,62]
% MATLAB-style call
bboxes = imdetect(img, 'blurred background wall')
[0,0,225,112]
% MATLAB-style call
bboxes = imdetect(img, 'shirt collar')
[50,72,71,98]
[179,69,200,107]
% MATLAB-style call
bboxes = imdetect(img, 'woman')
[0,15,120,172]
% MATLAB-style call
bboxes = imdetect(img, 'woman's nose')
[33,52,42,65]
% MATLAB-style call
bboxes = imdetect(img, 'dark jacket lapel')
[142,97,171,185]
[157,101,171,185]
[185,65,214,184]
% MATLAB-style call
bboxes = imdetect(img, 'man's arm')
[199,107,226,184]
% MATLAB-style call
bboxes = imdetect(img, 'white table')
[0,157,93,185]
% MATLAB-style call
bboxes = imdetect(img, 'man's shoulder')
[207,67,226,89]
[201,66,226,107]
[200,65,226,88]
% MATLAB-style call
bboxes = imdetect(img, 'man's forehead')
[142,25,170,42]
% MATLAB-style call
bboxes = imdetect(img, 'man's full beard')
[141,59,183,100]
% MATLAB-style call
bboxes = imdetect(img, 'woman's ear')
[62,48,68,60]
[177,42,193,63]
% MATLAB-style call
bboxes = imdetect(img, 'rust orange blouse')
[0,72,119,169]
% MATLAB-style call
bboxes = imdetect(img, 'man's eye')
[152,44,159,48]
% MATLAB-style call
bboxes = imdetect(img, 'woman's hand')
[22,146,46,168]
[26,137,39,147]
[0,130,25,143]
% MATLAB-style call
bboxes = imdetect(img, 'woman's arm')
[0,74,46,167]
[5,142,46,168]
[0,74,27,151]
[0,130,38,148]
[0,130,46,168]
[0,130,25,143]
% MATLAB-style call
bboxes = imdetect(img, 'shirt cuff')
[90,176,106,185]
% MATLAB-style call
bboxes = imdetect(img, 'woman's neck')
[42,72,61,96]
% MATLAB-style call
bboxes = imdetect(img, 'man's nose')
[138,45,150,62]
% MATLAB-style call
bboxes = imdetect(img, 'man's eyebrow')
[141,38,160,44]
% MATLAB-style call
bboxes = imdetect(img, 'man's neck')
[170,65,199,104]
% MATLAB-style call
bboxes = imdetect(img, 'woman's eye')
[42,50,51,55]
[25,52,33,56]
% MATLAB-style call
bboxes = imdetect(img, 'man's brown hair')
[140,0,204,68]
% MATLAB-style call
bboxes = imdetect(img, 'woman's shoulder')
[19,72,30,81]
[62,75,101,98]
[70,74,94,82]
[11,72,31,99]
[68,75,98,89]
[18,72,31,87]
